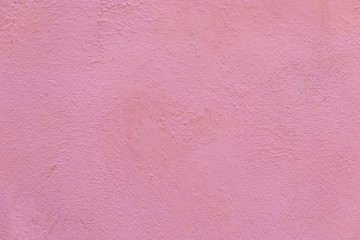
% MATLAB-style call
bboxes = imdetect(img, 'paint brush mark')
[49,222,55,235]
[80,219,88,229]
[31,218,38,225]
[321,0,329,27]
[47,164,57,178]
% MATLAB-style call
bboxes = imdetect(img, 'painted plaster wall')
[1,0,360,239]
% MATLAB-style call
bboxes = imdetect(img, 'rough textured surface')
[1,0,360,239]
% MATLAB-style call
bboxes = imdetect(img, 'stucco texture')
[1,0,360,239]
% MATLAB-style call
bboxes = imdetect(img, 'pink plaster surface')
[1,0,360,239]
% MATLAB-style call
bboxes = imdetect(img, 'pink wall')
[1,0,360,239]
